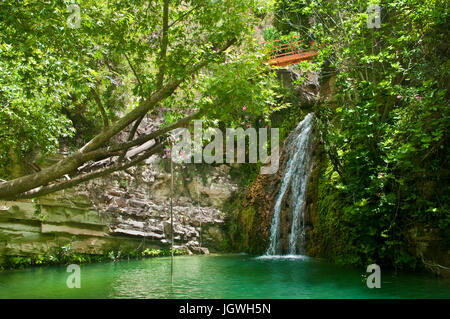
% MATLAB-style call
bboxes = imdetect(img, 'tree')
[272,0,449,269]
[273,0,312,35]
[0,0,278,200]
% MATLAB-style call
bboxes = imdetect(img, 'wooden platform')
[268,50,319,67]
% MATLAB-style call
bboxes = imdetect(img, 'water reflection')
[0,254,448,299]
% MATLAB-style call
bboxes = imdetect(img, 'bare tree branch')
[93,109,204,161]
[11,143,163,200]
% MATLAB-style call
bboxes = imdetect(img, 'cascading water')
[266,113,315,256]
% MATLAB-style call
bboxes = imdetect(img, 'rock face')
[79,156,237,253]
[226,68,321,255]
[407,227,450,277]
[0,115,239,262]
[226,173,281,255]
[0,193,164,263]
[242,117,317,255]
[275,67,320,109]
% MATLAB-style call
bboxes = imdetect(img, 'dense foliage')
[0,0,284,198]
[273,0,448,269]
[0,0,447,272]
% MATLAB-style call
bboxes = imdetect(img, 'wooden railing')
[263,35,316,60]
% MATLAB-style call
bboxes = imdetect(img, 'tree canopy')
[272,0,449,269]
[0,0,280,199]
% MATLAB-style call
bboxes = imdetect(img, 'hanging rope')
[169,137,175,284]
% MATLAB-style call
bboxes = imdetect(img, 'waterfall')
[266,113,315,256]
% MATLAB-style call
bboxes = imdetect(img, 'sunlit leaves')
[0,0,268,176]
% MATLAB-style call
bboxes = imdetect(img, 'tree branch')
[0,39,235,200]
[11,143,164,200]
[124,53,143,87]
[156,0,171,89]
[88,109,204,162]
[168,5,200,28]
[121,0,172,162]
[91,88,109,128]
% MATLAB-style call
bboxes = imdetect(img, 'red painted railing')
[262,35,318,66]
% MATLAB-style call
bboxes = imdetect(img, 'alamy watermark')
[66,1,81,29]
[168,120,279,175]
[66,264,81,288]
[367,5,381,29]
[366,264,381,288]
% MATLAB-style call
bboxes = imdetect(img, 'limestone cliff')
[0,114,239,264]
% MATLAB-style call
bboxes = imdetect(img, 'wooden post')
[290,36,295,55]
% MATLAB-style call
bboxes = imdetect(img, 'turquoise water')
[0,254,448,298]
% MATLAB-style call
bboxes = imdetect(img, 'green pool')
[0,254,448,298]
